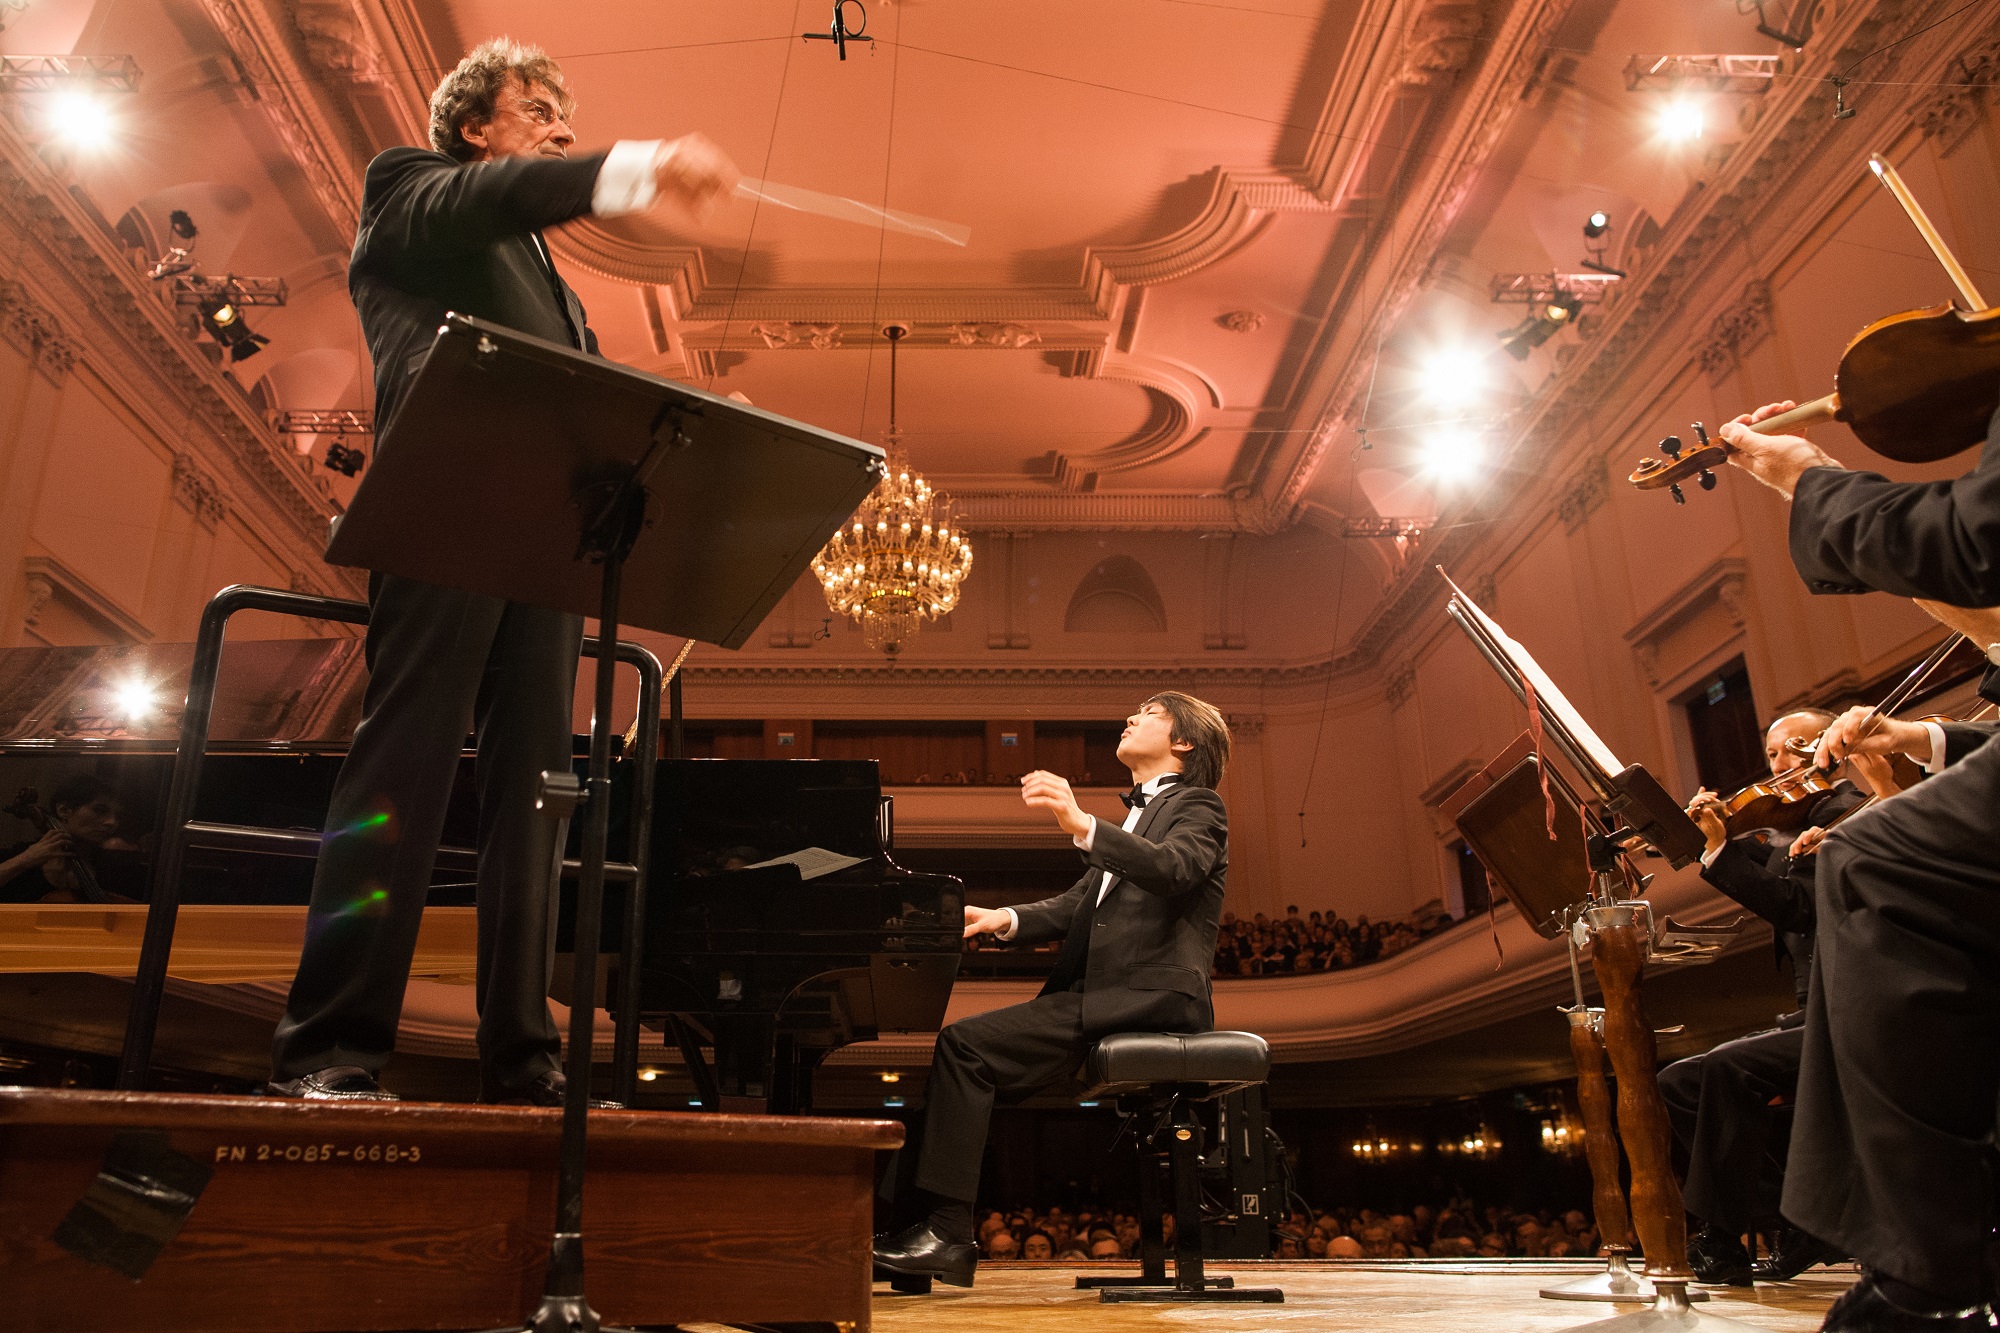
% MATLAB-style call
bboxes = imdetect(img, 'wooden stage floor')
[866,1260,1857,1333]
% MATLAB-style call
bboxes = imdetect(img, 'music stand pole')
[508,435,670,1333]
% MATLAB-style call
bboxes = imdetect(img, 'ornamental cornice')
[199,0,362,243]
[0,128,345,575]
[952,491,1243,531]
[0,279,76,384]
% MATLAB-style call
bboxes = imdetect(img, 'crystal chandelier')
[813,325,973,657]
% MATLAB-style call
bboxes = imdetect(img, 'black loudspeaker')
[1198,1085,1286,1258]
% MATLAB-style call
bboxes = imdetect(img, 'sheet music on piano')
[744,847,867,881]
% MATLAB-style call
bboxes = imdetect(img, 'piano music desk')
[0,1088,900,1331]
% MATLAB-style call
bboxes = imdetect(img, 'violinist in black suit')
[1663,707,1886,1286]
[1720,395,2000,1331]
[268,39,737,1105]
[873,692,1233,1289]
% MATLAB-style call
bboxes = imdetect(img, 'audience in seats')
[971,1197,1600,1261]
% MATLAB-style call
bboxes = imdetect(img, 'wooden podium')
[0,1089,899,1332]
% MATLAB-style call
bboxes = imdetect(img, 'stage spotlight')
[1543,291,1583,324]
[324,442,367,477]
[1657,99,1704,143]
[1420,427,1485,483]
[1583,210,1610,239]
[46,87,116,152]
[198,290,269,362]
[1415,345,1489,407]
[1496,312,1557,361]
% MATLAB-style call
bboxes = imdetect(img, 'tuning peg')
[1669,482,1686,505]
[1691,421,1712,448]
[1659,434,1683,460]
[1698,469,1717,491]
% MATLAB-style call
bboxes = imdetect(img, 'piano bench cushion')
[1084,1031,1269,1097]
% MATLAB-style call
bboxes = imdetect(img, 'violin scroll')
[1629,424,1727,502]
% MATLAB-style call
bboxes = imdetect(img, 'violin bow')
[1868,154,1989,312]
[1818,630,1967,767]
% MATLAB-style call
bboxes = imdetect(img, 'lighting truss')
[1342,517,1432,539]
[1488,272,1620,309]
[0,54,142,94]
[171,274,288,308]
[1623,54,1779,94]
[270,409,373,438]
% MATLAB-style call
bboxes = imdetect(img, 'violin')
[1710,763,1843,838]
[1631,154,2000,501]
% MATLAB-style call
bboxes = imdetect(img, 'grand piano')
[0,637,963,1111]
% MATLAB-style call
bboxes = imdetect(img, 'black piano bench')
[1075,1030,1283,1304]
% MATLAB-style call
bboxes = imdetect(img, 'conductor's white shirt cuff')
[1074,817,1098,853]
[997,907,1019,941]
[1921,720,1948,774]
[592,139,664,217]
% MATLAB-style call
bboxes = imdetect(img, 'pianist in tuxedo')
[873,692,1232,1289]
[267,39,737,1104]
[1721,395,2000,1330]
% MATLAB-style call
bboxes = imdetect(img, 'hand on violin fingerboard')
[1717,400,1844,500]
[1684,789,1728,855]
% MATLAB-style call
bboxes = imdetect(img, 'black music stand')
[326,313,884,1333]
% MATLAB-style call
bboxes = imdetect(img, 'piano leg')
[712,1015,777,1112]
[666,1015,719,1111]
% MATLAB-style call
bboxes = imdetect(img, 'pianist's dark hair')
[1143,691,1230,790]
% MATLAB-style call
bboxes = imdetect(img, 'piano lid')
[0,638,366,747]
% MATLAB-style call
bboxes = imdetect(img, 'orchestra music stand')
[1441,571,1757,1332]
[326,312,885,1333]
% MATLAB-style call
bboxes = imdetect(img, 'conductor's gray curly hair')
[428,38,575,162]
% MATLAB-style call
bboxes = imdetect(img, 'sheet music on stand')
[1440,568,1706,869]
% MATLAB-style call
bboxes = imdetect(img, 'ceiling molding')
[199,0,364,243]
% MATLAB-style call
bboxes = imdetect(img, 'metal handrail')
[115,584,662,1095]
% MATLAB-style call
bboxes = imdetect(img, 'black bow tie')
[1122,775,1182,810]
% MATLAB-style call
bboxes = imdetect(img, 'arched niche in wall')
[1064,555,1167,634]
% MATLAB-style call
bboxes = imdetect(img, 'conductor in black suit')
[873,692,1233,1288]
[268,39,738,1104]
[1720,394,2000,1330]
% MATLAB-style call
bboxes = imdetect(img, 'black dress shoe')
[266,1065,399,1102]
[1821,1273,1997,1332]
[872,1222,976,1289]
[483,1070,620,1109]
[1688,1225,1754,1286]
[1753,1223,1844,1281]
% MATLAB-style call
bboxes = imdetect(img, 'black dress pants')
[911,991,1090,1204]
[1659,1023,1804,1235]
[1783,732,2000,1303]
[272,572,582,1098]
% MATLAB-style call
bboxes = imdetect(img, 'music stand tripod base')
[1558,1280,1758,1332]
[1542,1251,1709,1303]
[1078,1275,1234,1290]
